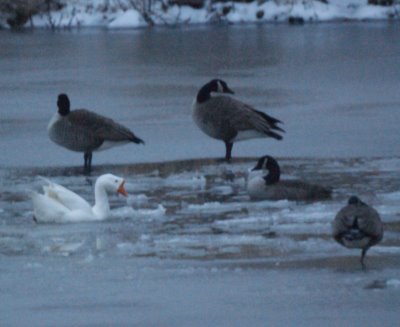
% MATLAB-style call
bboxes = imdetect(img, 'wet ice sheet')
[1,157,399,264]
[1,255,400,327]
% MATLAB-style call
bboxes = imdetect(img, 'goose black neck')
[351,218,360,230]
[264,160,280,185]
[196,83,212,103]
[348,196,366,206]
[57,94,70,116]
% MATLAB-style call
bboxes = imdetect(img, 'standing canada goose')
[192,79,284,161]
[247,155,331,201]
[332,196,383,269]
[48,94,144,173]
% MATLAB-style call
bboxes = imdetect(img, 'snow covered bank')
[1,0,399,29]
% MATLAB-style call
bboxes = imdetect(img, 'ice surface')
[387,279,400,289]
[164,173,207,189]
[1,154,400,327]
[1,156,399,262]
[111,204,167,220]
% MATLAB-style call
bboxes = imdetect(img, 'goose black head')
[251,155,277,171]
[197,79,234,103]
[348,195,367,206]
[210,79,234,95]
[252,155,280,184]
[57,93,70,116]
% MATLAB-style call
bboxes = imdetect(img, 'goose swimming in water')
[247,155,332,201]
[31,174,128,223]
[192,79,284,161]
[48,94,144,174]
[332,196,383,269]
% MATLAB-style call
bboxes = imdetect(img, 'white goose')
[31,174,128,223]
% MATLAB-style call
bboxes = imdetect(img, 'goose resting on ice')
[247,155,331,201]
[31,174,128,223]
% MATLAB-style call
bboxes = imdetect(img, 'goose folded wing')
[96,120,140,142]
[41,178,92,212]
[332,207,354,239]
[357,207,384,241]
[31,192,70,222]
[67,109,138,142]
[223,99,284,138]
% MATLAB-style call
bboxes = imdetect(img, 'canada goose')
[31,174,128,223]
[192,79,284,161]
[48,94,144,173]
[247,155,332,201]
[332,196,383,269]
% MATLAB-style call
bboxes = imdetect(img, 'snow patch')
[165,174,206,189]
[387,279,400,289]
[111,204,166,220]
[108,9,147,29]
[3,0,399,29]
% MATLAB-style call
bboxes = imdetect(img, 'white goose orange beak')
[117,181,128,197]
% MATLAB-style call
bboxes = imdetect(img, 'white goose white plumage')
[31,174,128,223]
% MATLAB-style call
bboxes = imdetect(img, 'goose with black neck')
[48,94,144,174]
[247,155,332,201]
[192,79,284,162]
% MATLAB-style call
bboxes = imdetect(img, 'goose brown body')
[48,94,144,173]
[192,80,284,161]
[247,155,331,201]
[332,196,383,269]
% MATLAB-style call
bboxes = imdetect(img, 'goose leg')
[84,151,93,174]
[360,247,368,270]
[224,141,233,162]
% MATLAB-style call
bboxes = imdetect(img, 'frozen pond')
[1,157,400,326]
[1,22,400,326]
[1,22,400,167]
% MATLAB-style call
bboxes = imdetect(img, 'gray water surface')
[1,22,400,168]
